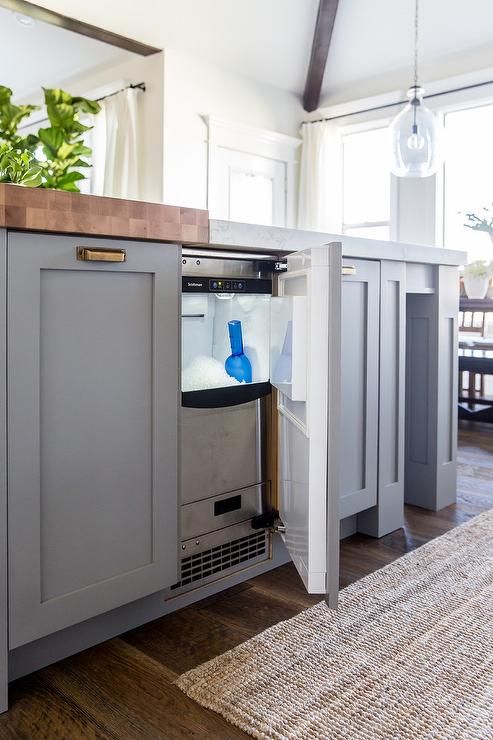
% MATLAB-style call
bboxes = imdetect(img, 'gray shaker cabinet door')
[340,259,380,518]
[8,233,180,648]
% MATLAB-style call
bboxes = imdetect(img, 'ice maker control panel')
[182,276,271,294]
[210,279,245,291]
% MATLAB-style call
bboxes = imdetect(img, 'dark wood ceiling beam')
[303,0,339,112]
[0,0,161,56]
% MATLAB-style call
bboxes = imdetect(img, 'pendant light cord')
[414,0,419,90]
[412,0,419,133]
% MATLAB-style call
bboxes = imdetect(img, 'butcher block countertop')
[0,184,209,244]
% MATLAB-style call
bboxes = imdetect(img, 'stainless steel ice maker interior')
[177,251,274,593]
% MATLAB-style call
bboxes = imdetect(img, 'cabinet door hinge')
[251,509,280,531]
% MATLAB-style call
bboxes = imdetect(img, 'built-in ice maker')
[175,251,275,594]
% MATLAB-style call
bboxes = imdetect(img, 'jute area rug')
[176,510,493,739]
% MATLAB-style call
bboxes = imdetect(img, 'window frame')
[435,93,493,254]
[336,116,398,241]
[207,116,301,228]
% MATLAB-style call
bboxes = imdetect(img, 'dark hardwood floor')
[1,423,492,739]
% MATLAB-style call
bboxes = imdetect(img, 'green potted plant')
[462,260,492,299]
[0,85,100,192]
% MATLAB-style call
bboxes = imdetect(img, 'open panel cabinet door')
[270,243,342,607]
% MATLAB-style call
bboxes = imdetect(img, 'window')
[229,169,274,226]
[342,126,391,240]
[443,103,493,262]
[215,150,284,226]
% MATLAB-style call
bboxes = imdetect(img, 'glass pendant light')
[390,0,441,177]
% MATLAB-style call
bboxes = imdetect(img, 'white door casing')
[207,116,301,228]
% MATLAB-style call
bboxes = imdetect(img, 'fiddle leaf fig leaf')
[73,97,101,115]
[70,120,92,134]
[46,102,75,131]
[57,171,85,185]
[0,86,12,106]
[0,84,39,145]
[71,143,92,157]
[57,141,77,160]
[38,127,64,155]
[43,88,72,106]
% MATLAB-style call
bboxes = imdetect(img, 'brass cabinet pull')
[342,265,356,276]
[77,247,126,263]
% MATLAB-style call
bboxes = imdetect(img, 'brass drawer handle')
[77,247,126,263]
[342,265,356,276]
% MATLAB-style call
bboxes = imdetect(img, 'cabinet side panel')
[435,265,458,510]
[0,230,7,711]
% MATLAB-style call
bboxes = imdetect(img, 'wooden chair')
[459,308,487,397]
[458,298,493,422]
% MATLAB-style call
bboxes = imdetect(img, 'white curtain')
[297,120,343,233]
[91,87,142,200]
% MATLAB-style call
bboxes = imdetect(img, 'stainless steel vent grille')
[171,530,267,590]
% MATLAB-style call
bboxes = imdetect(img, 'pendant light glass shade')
[390,86,441,177]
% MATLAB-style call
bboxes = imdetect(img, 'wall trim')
[207,115,301,161]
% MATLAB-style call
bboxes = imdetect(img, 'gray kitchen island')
[0,186,465,711]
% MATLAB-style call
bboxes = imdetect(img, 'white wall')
[18,42,303,212]
[162,49,303,209]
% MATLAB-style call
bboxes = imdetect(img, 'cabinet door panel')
[272,244,342,604]
[340,260,379,518]
[8,233,180,648]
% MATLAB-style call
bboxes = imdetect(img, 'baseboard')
[9,535,290,682]
[340,514,357,539]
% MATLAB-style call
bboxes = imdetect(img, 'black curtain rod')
[96,81,146,103]
[303,78,493,125]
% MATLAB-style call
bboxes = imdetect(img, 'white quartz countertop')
[209,220,466,266]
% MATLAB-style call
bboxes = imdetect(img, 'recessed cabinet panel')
[39,269,154,601]
[8,233,180,648]
[340,260,379,519]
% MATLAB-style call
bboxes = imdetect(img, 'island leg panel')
[405,266,458,510]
